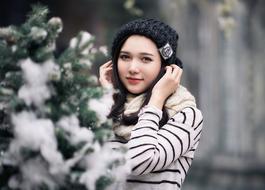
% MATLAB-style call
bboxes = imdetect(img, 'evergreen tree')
[0,5,126,190]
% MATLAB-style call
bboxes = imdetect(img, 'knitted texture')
[111,18,183,68]
[113,85,196,140]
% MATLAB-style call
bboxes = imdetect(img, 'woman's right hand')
[99,60,113,88]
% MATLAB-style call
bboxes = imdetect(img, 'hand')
[148,64,182,109]
[99,60,113,88]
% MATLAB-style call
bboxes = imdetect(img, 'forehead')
[120,35,158,55]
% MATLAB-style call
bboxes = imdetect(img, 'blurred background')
[1,0,265,189]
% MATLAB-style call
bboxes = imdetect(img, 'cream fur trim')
[113,85,196,140]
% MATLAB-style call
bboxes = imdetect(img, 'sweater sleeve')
[126,105,203,176]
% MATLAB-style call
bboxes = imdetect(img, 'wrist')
[148,93,165,110]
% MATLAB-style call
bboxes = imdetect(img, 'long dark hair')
[107,36,169,128]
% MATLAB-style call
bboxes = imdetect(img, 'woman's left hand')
[148,64,182,109]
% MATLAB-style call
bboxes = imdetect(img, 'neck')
[126,93,139,103]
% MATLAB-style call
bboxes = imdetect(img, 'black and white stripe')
[110,105,203,190]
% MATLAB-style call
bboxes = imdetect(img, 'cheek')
[117,61,126,77]
[149,70,160,82]
[143,65,160,84]
[150,65,161,83]
[148,62,161,77]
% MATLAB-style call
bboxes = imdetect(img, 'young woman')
[99,18,203,190]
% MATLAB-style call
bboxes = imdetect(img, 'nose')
[128,59,140,74]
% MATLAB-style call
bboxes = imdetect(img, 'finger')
[106,61,113,68]
[176,69,183,84]
[170,64,181,71]
[100,61,112,69]
[104,60,112,67]
[101,66,113,76]
[99,73,112,84]
[104,67,113,72]
[170,64,180,78]
[100,63,112,73]
[164,66,173,76]
[100,66,110,76]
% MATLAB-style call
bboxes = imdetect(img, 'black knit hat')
[111,18,183,68]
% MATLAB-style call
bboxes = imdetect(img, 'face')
[117,35,161,94]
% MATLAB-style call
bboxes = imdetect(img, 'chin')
[128,90,142,95]
[127,87,146,95]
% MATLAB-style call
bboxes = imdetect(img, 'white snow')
[10,111,65,174]
[88,88,114,124]
[48,17,63,33]
[30,26,47,41]
[70,31,93,49]
[18,58,58,106]
[57,115,94,145]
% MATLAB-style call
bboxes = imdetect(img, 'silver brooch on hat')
[159,42,173,60]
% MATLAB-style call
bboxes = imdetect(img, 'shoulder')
[171,106,203,128]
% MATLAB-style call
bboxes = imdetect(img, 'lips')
[126,77,143,84]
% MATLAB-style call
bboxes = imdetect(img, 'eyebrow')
[120,51,154,56]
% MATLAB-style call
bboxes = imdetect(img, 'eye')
[142,57,152,63]
[119,54,130,61]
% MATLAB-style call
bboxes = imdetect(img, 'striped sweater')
[109,105,203,190]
